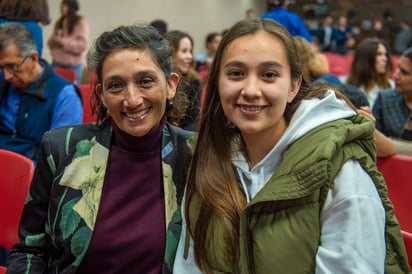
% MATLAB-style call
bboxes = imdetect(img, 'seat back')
[78,84,97,124]
[402,230,412,269]
[377,155,412,232]
[0,149,34,249]
[53,67,77,83]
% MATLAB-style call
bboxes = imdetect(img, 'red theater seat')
[377,155,412,232]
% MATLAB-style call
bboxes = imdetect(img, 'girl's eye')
[227,70,243,78]
[262,71,278,79]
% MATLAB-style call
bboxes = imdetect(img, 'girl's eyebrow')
[223,60,284,70]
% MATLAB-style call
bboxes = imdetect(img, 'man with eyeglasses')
[0,22,82,164]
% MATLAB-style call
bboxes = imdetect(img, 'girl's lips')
[238,104,267,114]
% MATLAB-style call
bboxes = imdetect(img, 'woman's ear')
[96,83,106,106]
[288,75,302,103]
[167,72,180,100]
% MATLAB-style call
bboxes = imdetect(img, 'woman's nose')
[123,86,143,107]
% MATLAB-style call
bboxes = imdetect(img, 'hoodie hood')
[233,90,356,200]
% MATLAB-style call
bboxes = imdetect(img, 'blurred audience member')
[294,36,336,83]
[261,0,311,41]
[166,30,202,131]
[195,32,222,82]
[47,0,89,84]
[343,37,394,108]
[332,15,352,54]
[382,10,401,52]
[317,15,334,51]
[393,19,412,55]
[0,0,50,57]
[373,47,412,155]
[150,19,168,35]
[0,23,82,164]
[245,8,257,19]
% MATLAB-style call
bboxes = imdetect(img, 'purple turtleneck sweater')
[77,116,167,274]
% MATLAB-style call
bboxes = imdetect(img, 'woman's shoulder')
[44,122,110,145]
[165,122,196,139]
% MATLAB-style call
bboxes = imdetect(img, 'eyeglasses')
[0,55,30,74]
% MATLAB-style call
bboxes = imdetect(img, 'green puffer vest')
[187,115,411,274]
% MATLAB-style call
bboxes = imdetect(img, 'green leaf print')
[61,198,81,240]
[25,233,46,247]
[71,227,91,266]
[74,139,91,159]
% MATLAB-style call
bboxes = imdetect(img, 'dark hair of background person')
[205,32,220,47]
[55,0,81,35]
[87,24,187,126]
[402,46,412,61]
[0,0,50,25]
[150,19,168,35]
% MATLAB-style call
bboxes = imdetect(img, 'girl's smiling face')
[97,48,178,137]
[218,31,300,142]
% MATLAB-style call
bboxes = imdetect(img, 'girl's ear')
[288,75,302,103]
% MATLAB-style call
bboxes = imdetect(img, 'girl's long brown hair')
[184,18,348,273]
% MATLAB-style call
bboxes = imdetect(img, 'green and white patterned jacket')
[7,119,194,274]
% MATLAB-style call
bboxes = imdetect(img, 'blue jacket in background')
[261,7,312,42]
[0,60,82,161]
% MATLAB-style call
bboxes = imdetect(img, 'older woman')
[7,24,193,273]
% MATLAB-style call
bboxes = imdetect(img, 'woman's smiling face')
[174,37,193,75]
[97,48,178,137]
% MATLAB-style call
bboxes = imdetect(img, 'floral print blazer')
[7,119,194,274]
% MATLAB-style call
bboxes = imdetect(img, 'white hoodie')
[174,90,385,274]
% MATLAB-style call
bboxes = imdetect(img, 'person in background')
[6,23,194,273]
[0,22,82,163]
[245,8,257,19]
[47,0,89,84]
[294,36,396,158]
[166,30,202,131]
[0,22,81,266]
[373,47,412,155]
[332,15,352,54]
[343,37,394,108]
[195,32,222,82]
[173,18,410,273]
[150,19,168,36]
[0,0,50,57]
[261,0,312,42]
[293,36,335,83]
[393,19,412,55]
[320,15,334,51]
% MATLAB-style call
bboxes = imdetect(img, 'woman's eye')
[106,81,124,92]
[139,78,154,88]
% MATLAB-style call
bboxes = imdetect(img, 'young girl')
[173,18,410,274]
